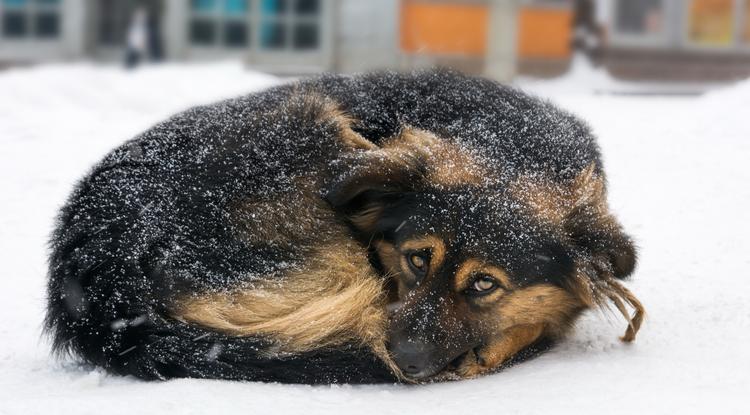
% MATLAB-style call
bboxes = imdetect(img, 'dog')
[45,69,644,383]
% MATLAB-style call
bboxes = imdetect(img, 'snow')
[1,61,749,414]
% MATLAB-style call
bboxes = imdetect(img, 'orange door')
[517,7,573,59]
[400,1,489,56]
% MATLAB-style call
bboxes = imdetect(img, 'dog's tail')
[44,164,396,384]
[45,236,396,383]
[47,314,394,384]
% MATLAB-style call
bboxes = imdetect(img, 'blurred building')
[1,0,749,81]
[602,0,750,81]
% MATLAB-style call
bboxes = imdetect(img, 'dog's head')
[327,127,641,380]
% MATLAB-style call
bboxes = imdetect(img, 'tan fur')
[371,241,402,304]
[376,127,491,188]
[349,204,385,235]
[509,162,607,225]
[316,98,377,151]
[457,323,545,378]
[449,284,585,378]
[280,90,376,151]
[494,284,586,335]
[374,241,400,277]
[170,240,402,377]
[230,179,334,250]
[566,261,646,342]
[453,258,513,293]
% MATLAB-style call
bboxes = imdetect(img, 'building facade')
[1,0,750,81]
[603,0,750,80]
[0,0,342,72]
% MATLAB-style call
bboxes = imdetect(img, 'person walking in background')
[572,0,605,64]
[146,1,164,62]
[124,7,148,68]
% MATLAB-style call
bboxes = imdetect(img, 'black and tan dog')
[45,70,644,383]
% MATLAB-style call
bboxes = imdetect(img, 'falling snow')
[0,62,749,414]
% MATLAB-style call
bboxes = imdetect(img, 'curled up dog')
[45,70,644,383]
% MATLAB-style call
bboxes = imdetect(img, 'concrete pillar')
[484,0,519,82]
[335,0,399,73]
[62,0,87,59]
[163,0,188,60]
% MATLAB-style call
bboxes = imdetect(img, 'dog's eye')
[468,275,498,294]
[407,253,429,275]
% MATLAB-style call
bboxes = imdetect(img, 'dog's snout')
[390,339,436,377]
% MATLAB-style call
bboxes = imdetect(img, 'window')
[687,0,734,46]
[1,0,61,39]
[97,0,133,46]
[222,0,249,46]
[190,0,249,47]
[188,0,321,50]
[293,21,317,49]
[260,0,286,49]
[259,0,321,50]
[615,0,664,35]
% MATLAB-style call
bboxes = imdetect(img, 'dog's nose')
[390,339,435,377]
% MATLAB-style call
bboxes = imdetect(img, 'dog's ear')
[564,165,637,279]
[326,152,423,235]
[562,165,644,343]
[566,205,637,279]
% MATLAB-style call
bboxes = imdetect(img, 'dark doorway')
[92,0,164,60]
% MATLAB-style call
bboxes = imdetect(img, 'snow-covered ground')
[1,62,748,414]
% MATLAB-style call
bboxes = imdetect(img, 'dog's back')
[45,82,400,382]
[45,70,611,383]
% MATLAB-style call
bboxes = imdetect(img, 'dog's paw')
[453,348,493,379]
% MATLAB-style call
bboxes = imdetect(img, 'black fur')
[45,69,614,383]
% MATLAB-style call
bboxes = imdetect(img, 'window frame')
[0,0,62,40]
[189,0,251,49]
[608,0,677,49]
[187,0,326,51]
[186,0,333,72]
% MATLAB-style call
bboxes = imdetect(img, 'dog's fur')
[45,70,643,383]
